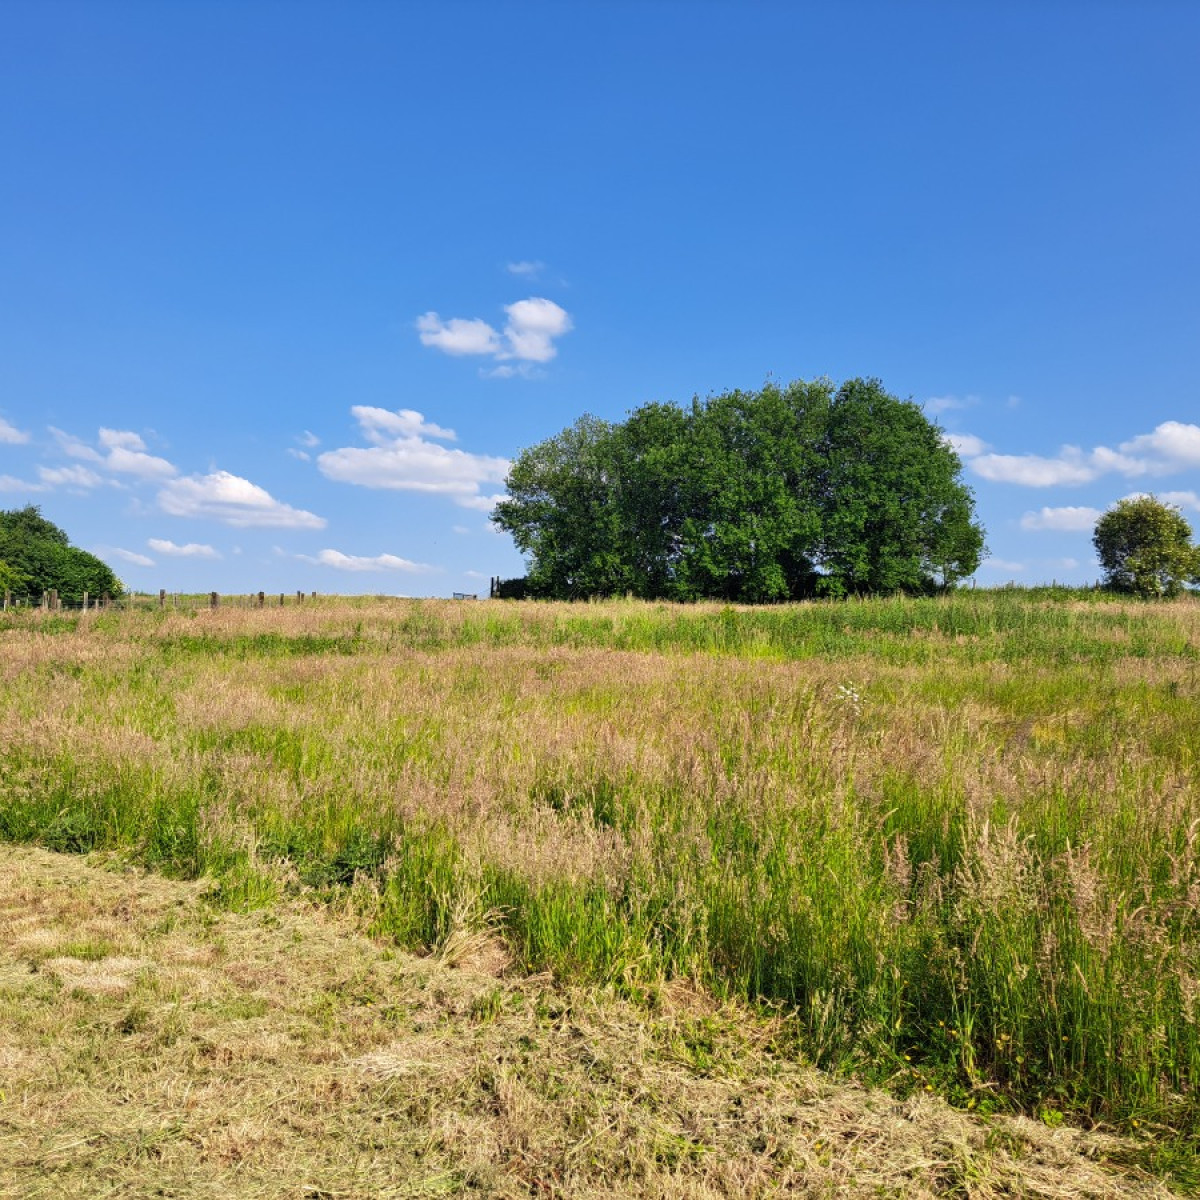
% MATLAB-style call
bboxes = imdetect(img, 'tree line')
[492,377,986,601]
[0,506,123,603]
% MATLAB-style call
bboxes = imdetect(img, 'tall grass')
[1,593,1198,1140]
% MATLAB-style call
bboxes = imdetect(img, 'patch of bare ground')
[0,845,1175,1199]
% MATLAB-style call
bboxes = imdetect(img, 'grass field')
[1,592,1198,1191]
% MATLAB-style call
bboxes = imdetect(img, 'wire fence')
[1,589,329,613]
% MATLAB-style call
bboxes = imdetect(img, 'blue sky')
[2,2,1198,594]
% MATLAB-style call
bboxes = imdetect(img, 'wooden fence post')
[82,591,88,611]
[102,592,111,610]
[210,591,219,609]
[2,589,9,611]
[279,593,284,607]
[159,588,166,609]
[258,591,265,607]
[297,590,303,603]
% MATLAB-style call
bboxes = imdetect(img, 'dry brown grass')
[0,844,1178,1198]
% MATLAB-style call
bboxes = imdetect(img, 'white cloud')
[106,446,177,478]
[499,297,572,363]
[980,558,1026,573]
[318,407,508,509]
[50,426,176,479]
[942,432,989,458]
[158,471,327,529]
[925,395,980,415]
[298,549,434,573]
[38,465,105,489]
[416,313,503,357]
[1118,422,1200,473]
[506,260,545,277]
[148,538,221,559]
[970,421,1200,488]
[109,547,155,567]
[972,447,1099,487]
[50,427,103,462]
[1019,505,1103,532]
[0,417,29,444]
[452,525,471,535]
[1054,557,1080,570]
[453,492,505,513]
[351,406,457,444]
[288,448,311,461]
[416,296,572,367]
[98,429,177,478]
[1157,490,1200,512]
[98,429,145,452]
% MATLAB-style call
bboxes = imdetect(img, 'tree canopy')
[492,378,985,601]
[0,506,124,603]
[1092,495,1200,599]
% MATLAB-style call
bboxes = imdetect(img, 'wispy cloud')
[108,547,155,567]
[925,395,980,415]
[0,417,30,445]
[417,296,572,369]
[49,426,177,479]
[37,465,106,490]
[158,471,326,529]
[288,430,322,462]
[0,474,43,492]
[297,548,434,573]
[1019,505,1103,532]
[318,406,508,510]
[506,260,545,278]
[148,538,221,558]
[980,557,1026,573]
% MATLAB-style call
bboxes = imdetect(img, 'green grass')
[1,591,1199,1183]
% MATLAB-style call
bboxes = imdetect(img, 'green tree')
[492,378,985,601]
[0,558,29,594]
[674,380,829,601]
[492,416,629,599]
[0,505,124,603]
[815,379,985,595]
[1092,495,1200,598]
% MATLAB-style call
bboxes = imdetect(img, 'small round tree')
[1092,495,1200,598]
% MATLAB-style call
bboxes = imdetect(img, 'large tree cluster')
[0,506,123,603]
[492,378,985,601]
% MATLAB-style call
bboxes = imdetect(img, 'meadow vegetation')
[1,591,1198,1187]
